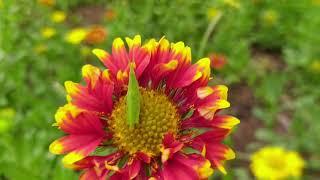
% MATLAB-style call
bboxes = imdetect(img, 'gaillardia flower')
[49,35,239,179]
[250,146,305,180]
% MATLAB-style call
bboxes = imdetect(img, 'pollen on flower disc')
[110,88,180,156]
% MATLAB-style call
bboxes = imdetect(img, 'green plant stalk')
[198,12,223,58]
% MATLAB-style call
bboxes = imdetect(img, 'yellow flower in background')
[310,60,320,73]
[65,28,88,44]
[0,108,15,133]
[251,146,305,180]
[41,27,56,39]
[223,0,241,9]
[38,0,55,6]
[51,11,66,23]
[261,9,279,26]
[207,7,222,20]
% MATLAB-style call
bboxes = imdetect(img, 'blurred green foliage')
[0,0,319,179]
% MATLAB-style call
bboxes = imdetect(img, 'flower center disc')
[110,88,180,156]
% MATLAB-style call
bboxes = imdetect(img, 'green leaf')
[126,64,141,127]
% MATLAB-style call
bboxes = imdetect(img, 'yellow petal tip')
[92,48,107,59]
[62,151,84,167]
[113,37,124,49]
[49,140,64,154]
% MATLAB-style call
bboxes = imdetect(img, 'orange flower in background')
[105,9,116,21]
[84,26,107,45]
[49,35,239,179]
[38,0,55,6]
[209,53,227,70]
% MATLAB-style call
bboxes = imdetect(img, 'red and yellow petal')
[82,64,101,87]
[92,48,109,61]
[51,112,108,162]
[112,38,129,69]
[190,129,231,149]
[65,70,114,113]
[197,160,214,179]
[197,85,228,100]
[110,159,142,180]
[142,38,157,53]
[126,38,151,79]
[167,64,202,88]
[206,145,235,174]
[171,42,192,65]
[159,38,170,52]
[181,114,239,130]
[160,153,205,180]
[161,133,184,163]
[195,57,211,84]
[136,152,151,163]
[49,134,103,155]
[102,69,111,82]
[54,103,82,126]
[49,139,65,154]
[156,60,178,72]
[61,136,106,167]
[62,151,86,166]
[190,129,235,174]
[92,49,118,74]
[212,85,228,100]
[77,153,123,180]
[197,86,214,99]
[79,169,102,180]
[198,99,230,119]
[151,60,178,86]
[64,81,81,98]
[113,37,125,50]
[73,152,123,171]
[116,70,128,82]
[125,35,141,49]
[212,115,240,129]
[127,159,142,179]
[61,112,105,134]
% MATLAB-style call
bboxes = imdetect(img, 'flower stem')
[198,12,223,58]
